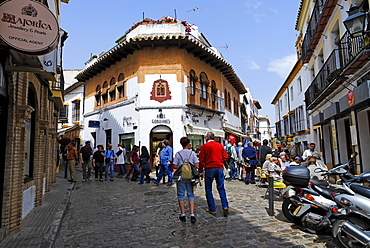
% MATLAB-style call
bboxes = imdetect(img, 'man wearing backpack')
[199,132,229,217]
[173,137,199,223]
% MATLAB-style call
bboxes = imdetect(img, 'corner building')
[77,17,246,159]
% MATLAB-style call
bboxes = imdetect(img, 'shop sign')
[0,0,59,55]
[88,120,100,128]
[122,116,132,126]
[150,79,171,103]
[152,111,170,124]
[348,90,354,106]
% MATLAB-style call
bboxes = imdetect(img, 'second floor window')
[72,100,80,122]
[59,105,68,122]
[102,93,108,104]
[200,82,207,99]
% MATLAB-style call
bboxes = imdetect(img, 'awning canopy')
[185,125,224,138]
[223,127,248,138]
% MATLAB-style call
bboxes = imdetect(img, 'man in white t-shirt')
[302,143,318,161]
[115,143,126,178]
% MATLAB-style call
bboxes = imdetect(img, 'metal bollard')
[268,176,274,216]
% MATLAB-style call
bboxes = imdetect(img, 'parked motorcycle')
[282,166,339,233]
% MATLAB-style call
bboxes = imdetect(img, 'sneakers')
[110,179,114,181]
[153,181,159,186]
[82,179,86,182]
[99,179,103,182]
[223,207,229,217]
[167,183,173,186]
[205,209,217,216]
[179,215,186,222]
[190,216,196,223]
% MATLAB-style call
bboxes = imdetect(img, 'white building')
[74,17,247,159]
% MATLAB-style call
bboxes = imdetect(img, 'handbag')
[191,165,200,179]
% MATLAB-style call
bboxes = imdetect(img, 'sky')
[60,0,301,123]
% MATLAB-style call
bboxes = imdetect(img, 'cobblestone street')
[54,170,336,248]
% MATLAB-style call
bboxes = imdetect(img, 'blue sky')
[61,0,300,122]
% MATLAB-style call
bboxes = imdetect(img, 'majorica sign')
[0,0,59,55]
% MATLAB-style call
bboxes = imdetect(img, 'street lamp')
[343,4,368,38]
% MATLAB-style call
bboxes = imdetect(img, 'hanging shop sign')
[0,0,59,55]
[348,90,354,106]
[88,120,100,128]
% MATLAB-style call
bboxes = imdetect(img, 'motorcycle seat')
[312,184,336,199]
[350,184,370,199]
[311,179,329,187]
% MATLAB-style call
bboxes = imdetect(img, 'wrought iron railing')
[305,49,342,107]
[301,0,328,62]
[186,87,224,111]
[305,31,368,108]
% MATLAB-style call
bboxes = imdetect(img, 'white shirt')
[116,147,126,164]
[302,149,319,161]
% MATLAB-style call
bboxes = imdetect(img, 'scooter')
[281,154,360,233]
[282,166,339,233]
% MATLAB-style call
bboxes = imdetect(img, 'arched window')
[211,80,217,103]
[109,77,116,101]
[117,73,125,98]
[200,72,209,100]
[227,92,231,110]
[102,81,108,104]
[189,69,197,95]
[95,85,101,106]
[224,89,228,108]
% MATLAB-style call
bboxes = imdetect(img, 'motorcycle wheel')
[282,197,301,224]
[301,212,327,234]
[332,219,367,248]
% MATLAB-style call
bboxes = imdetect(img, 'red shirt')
[199,140,228,172]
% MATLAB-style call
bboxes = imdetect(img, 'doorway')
[149,125,173,174]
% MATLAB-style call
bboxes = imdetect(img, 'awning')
[185,125,224,138]
[223,127,248,138]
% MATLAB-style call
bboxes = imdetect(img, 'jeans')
[105,161,114,179]
[176,179,194,201]
[95,162,104,179]
[82,159,92,180]
[118,164,126,175]
[63,158,68,178]
[139,168,151,184]
[245,164,256,183]
[204,168,229,212]
[155,164,172,184]
[237,162,243,180]
[228,159,237,178]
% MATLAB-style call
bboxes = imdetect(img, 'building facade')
[272,59,311,155]
[0,0,68,240]
[297,0,370,171]
[58,69,83,150]
[75,17,247,161]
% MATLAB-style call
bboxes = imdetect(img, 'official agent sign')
[0,0,59,55]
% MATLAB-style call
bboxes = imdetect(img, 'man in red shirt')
[199,132,229,217]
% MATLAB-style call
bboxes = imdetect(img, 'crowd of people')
[60,135,326,223]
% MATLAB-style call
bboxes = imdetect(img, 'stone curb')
[40,181,75,248]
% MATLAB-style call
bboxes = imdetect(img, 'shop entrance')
[150,125,173,174]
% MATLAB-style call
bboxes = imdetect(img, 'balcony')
[186,86,224,112]
[301,0,338,63]
[305,32,369,110]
